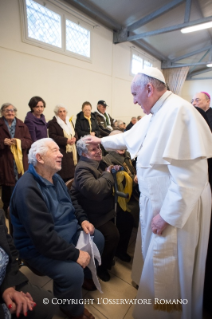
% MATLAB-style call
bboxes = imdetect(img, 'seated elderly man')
[10,138,104,319]
[70,136,134,282]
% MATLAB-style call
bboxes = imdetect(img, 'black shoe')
[115,252,131,262]
[97,266,110,282]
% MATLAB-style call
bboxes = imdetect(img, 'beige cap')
[139,67,166,84]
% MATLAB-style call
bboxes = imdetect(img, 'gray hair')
[135,73,166,92]
[116,120,123,127]
[1,103,17,115]
[76,136,90,156]
[54,104,68,115]
[131,116,136,120]
[28,138,54,166]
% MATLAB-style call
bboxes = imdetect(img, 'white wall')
[0,0,161,124]
[181,79,212,104]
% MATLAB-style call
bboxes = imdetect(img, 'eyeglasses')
[5,109,15,113]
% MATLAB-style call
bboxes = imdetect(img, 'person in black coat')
[0,209,55,319]
[71,137,134,282]
[75,101,100,139]
[48,105,78,182]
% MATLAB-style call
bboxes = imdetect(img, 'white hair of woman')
[1,103,17,115]
[28,138,54,166]
[54,104,68,115]
[116,120,123,127]
[76,136,90,156]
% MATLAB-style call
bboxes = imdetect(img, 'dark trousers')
[24,229,104,317]
[97,208,134,269]
[2,185,14,213]
[12,282,56,319]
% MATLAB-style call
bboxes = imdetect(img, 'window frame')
[19,0,92,62]
[130,48,154,76]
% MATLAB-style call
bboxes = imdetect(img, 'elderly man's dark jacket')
[10,167,89,263]
[94,112,114,137]
[0,117,32,186]
[70,156,115,227]
[75,112,100,138]
[0,209,28,317]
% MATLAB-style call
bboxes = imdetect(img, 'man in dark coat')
[192,92,212,130]
[0,209,55,319]
[95,100,115,137]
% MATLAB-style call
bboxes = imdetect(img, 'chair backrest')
[65,178,74,190]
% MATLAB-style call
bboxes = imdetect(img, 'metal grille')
[66,19,90,57]
[131,54,143,74]
[26,0,61,48]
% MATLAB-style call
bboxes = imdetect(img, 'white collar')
[151,91,172,115]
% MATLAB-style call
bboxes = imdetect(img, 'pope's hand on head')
[83,136,101,144]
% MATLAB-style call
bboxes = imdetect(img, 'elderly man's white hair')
[76,136,91,156]
[134,73,166,92]
[54,104,68,115]
[28,138,54,166]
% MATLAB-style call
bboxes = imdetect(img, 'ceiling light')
[206,63,212,67]
[181,21,212,33]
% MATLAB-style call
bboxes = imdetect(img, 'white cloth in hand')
[76,232,103,293]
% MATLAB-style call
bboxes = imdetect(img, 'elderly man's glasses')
[5,109,15,113]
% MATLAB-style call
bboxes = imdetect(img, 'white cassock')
[101,91,212,319]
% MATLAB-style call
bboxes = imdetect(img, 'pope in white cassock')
[84,68,212,319]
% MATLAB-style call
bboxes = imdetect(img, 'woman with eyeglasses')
[24,96,47,142]
[0,103,32,218]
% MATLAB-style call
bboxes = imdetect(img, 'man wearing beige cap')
[84,67,212,319]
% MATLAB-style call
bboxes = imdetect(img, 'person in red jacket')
[0,103,32,218]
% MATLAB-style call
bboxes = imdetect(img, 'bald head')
[192,92,210,112]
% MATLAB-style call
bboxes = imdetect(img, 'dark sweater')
[10,165,89,262]
[70,156,115,227]
[75,111,100,138]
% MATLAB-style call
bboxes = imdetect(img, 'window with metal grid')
[66,19,90,58]
[26,0,61,48]
[144,60,153,69]
[131,54,143,75]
